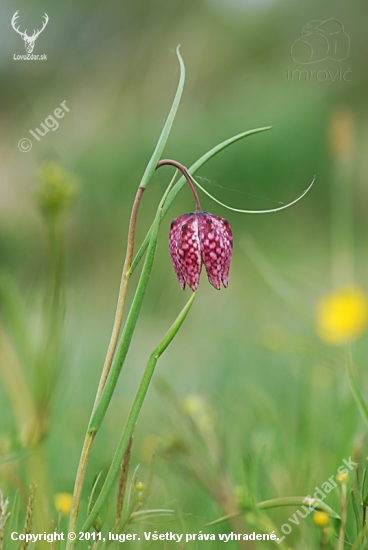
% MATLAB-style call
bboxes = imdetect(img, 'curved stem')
[156,159,201,211]
[67,186,144,537]
[93,186,145,410]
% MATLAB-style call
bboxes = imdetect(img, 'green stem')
[156,159,201,211]
[81,292,196,531]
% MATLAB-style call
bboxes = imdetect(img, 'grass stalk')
[337,482,347,550]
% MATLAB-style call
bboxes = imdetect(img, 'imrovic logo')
[288,19,351,82]
[291,19,350,64]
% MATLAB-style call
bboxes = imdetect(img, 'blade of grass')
[362,468,367,502]
[257,497,340,518]
[204,497,340,527]
[5,491,19,550]
[81,292,196,531]
[356,468,362,494]
[87,471,103,517]
[350,489,361,538]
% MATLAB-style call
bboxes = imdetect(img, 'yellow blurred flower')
[336,472,349,484]
[313,511,330,527]
[181,395,215,434]
[54,492,73,516]
[316,287,368,344]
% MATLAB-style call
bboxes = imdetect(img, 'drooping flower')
[169,211,233,291]
[316,286,368,344]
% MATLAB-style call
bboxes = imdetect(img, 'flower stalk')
[156,159,201,210]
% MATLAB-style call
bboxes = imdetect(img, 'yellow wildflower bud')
[336,472,349,484]
[35,162,77,219]
[54,493,73,516]
[313,511,330,527]
[316,287,368,344]
[135,481,145,492]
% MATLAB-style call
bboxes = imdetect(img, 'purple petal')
[198,213,226,290]
[177,215,202,291]
[169,215,188,289]
[216,217,233,287]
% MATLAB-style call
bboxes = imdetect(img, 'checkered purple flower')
[169,211,233,291]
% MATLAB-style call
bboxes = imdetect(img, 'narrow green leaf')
[347,346,368,429]
[356,468,362,494]
[203,512,239,527]
[5,491,20,550]
[130,126,272,273]
[139,46,185,189]
[129,508,175,524]
[87,471,103,516]
[130,508,175,517]
[204,496,340,527]
[257,497,340,519]
[142,455,155,501]
[362,468,367,502]
[82,292,196,531]
[350,489,361,537]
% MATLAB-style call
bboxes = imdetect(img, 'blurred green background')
[1,0,368,547]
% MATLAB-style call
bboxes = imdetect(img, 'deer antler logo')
[11,11,49,54]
